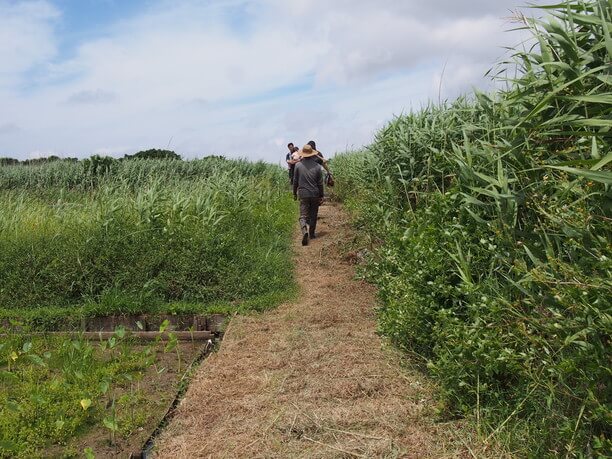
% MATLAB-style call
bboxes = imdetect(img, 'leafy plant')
[332,1,611,456]
[0,327,152,457]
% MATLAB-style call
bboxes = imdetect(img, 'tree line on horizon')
[0,149,182,166]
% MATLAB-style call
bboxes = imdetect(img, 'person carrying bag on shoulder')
[306,140,334,188]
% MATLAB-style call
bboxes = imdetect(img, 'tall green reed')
[332,1,611,455]
[0,158,294,314]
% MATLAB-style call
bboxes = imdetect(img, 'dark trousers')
[288,168,294,184]
[299,197,320,236]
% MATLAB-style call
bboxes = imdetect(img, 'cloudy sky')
[0,0,544,162]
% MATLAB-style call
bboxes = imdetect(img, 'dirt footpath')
[155,203,480,458]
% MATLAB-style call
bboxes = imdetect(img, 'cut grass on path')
[155,203,494,458]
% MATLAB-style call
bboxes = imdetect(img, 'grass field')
[0,156,296,457]
[0,156,295,324]
[332,1,611,456]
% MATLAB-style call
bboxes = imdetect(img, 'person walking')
[307,140,329,171]
[293,144,324,246]
[286,143,300,184]
[307,140,334,186]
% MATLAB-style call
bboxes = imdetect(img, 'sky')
[0,0,545,163]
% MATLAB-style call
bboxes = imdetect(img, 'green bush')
[332,1,611,456]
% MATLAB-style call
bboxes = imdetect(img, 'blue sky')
[0,0,542,162]
[53,1,151,54]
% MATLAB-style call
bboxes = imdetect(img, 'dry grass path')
[155,203,480,458]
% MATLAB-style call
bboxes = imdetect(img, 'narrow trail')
[155,203,479,458]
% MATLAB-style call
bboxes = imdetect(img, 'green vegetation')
[332,1,611,456]
[123,148,181,160]
[0,156,296,455]
[0,147,179,166]
[0,329,154,457]
[0,154,277,190]
[0,156,295,319]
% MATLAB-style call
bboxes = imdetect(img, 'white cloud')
[0,0,543,161]
[0,0,59,88]
[65,89,118,105]
[27,149,56,159]
[0,122,20,135]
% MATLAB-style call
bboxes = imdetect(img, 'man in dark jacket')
[293,144,324,246]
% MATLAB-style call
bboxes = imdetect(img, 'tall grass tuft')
[332,1,611,456]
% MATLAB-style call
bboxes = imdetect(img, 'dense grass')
[0,157,295,319]
[0,156,296,456]
[332,1,610,456]
[0,155,278,190]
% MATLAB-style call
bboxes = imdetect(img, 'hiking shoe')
[302,232,309,246]
[309,232,316,239]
